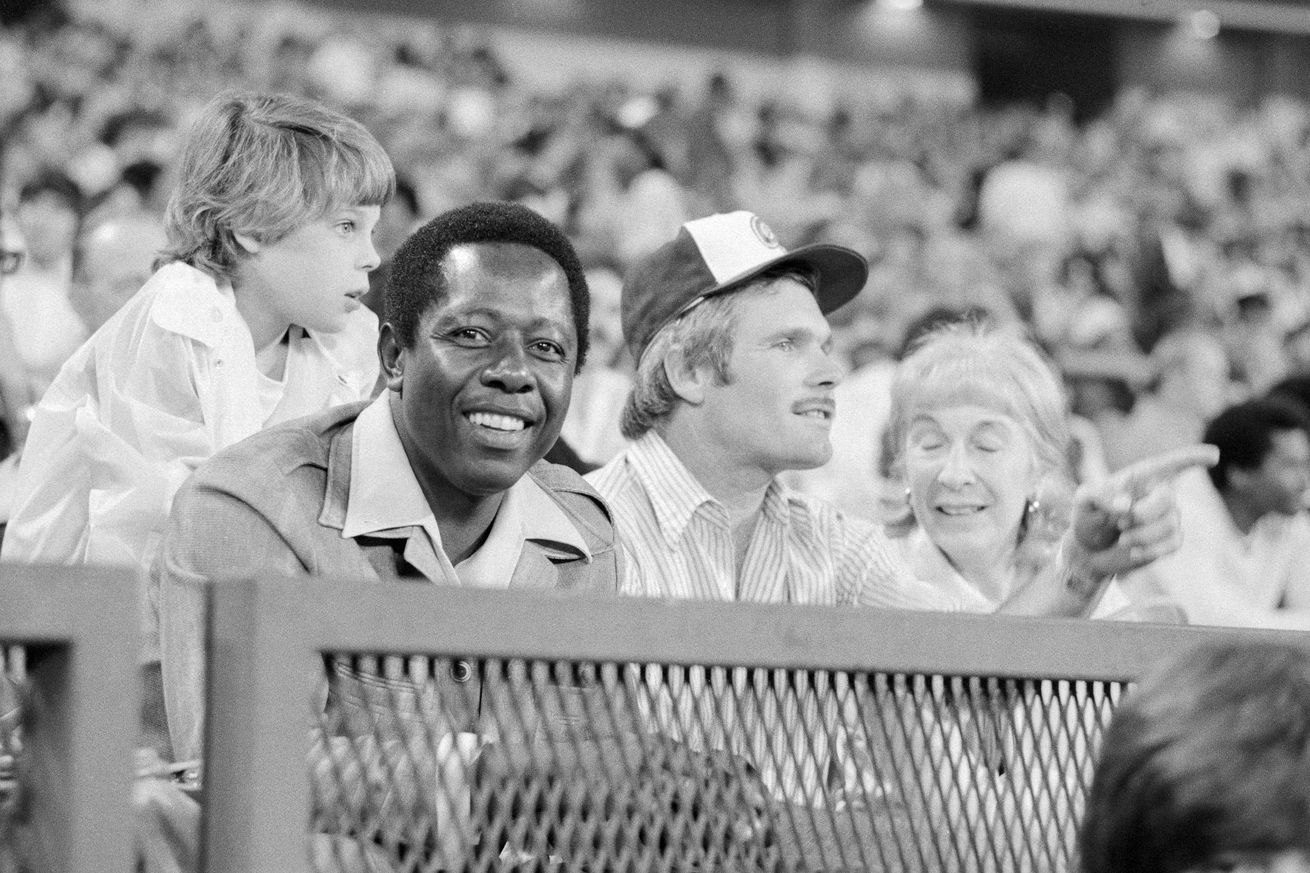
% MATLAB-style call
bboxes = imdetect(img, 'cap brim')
[699,242,868,315]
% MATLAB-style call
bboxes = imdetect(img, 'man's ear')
[232,232,261,255]
[663,346,708,406]
[378,323,405,392]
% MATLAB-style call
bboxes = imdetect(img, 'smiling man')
[153,201,619,764]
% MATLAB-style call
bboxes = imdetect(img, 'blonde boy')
[2,92,394,669]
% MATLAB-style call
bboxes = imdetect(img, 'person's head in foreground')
[381,200,591,502]
[158,90,394,345]
[1204,396,1310,528]
[618,210,866,482]
[883,319,1075,587]
[1080,640,1310,873]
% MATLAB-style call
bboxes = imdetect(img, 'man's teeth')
[799,410,829,419]
[938,506,983,516]
[468,412,526,432]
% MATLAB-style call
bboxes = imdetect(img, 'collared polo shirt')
[343,394,591,586]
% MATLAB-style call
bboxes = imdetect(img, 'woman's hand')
[1062,444,1220,600]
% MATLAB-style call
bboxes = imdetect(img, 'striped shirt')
[585,431,963,801]
[585,430,960,610]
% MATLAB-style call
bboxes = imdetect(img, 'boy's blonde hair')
[159,91,395,281]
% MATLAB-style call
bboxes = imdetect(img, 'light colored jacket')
[1,261,378,571]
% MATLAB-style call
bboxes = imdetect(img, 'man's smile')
[467,411,528,432]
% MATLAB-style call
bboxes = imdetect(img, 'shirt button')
[450,660,472,683]
[210,306,223,323]
[214,359,224,369]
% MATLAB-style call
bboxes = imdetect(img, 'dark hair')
[18,168,84,216]
[384,201,590,370]
[1080,641,1310,873]
[897,305,994,361]
[1267,375,1310,421]
[119,159,164,201]
[1204,397,1310,491]
[392,173,421,218]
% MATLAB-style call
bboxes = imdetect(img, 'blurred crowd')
[5,0,1310,484]
[7,5,1310,868]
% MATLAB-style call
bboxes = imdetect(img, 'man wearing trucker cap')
[584,210,1212,810]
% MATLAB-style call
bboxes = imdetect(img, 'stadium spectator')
[1098,328,1233,472]
[361,171,423,318]
[558,264,631,467]
[152,202,617,868]
[1124,396,1310,630]
[875,319,1208,870]
[587,211,1201,801]
[1080,640,1310,873]
[882,319,1180,620]
[2,169,88,403]
[2,93,392,687]
[67,209,167,334]
[0,212,30,464]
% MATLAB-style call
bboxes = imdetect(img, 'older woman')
[883,320,1159,619]
[875,320,1207,872]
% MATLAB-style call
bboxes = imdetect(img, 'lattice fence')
[202,581,1278,873]
[0,567,137,873]
[303,654,1122,873]
[1,644,25,873]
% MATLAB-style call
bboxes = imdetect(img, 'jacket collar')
[324,396,591,565]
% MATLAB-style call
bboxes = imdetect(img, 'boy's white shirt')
[1,261,379,585]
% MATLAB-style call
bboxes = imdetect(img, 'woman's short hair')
[618,268,815,441]
[159,91,395,282]
[1080,641,1310,873]
[885,320,1073,497]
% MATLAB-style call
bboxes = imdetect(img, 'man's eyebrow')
[430,308,572,333]
[762,325,826,342]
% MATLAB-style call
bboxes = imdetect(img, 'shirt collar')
[458,468,594,585]
[342,394,434,539]
[341,395,591,566]
[147,262,241,347]
[627,431,791,547]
